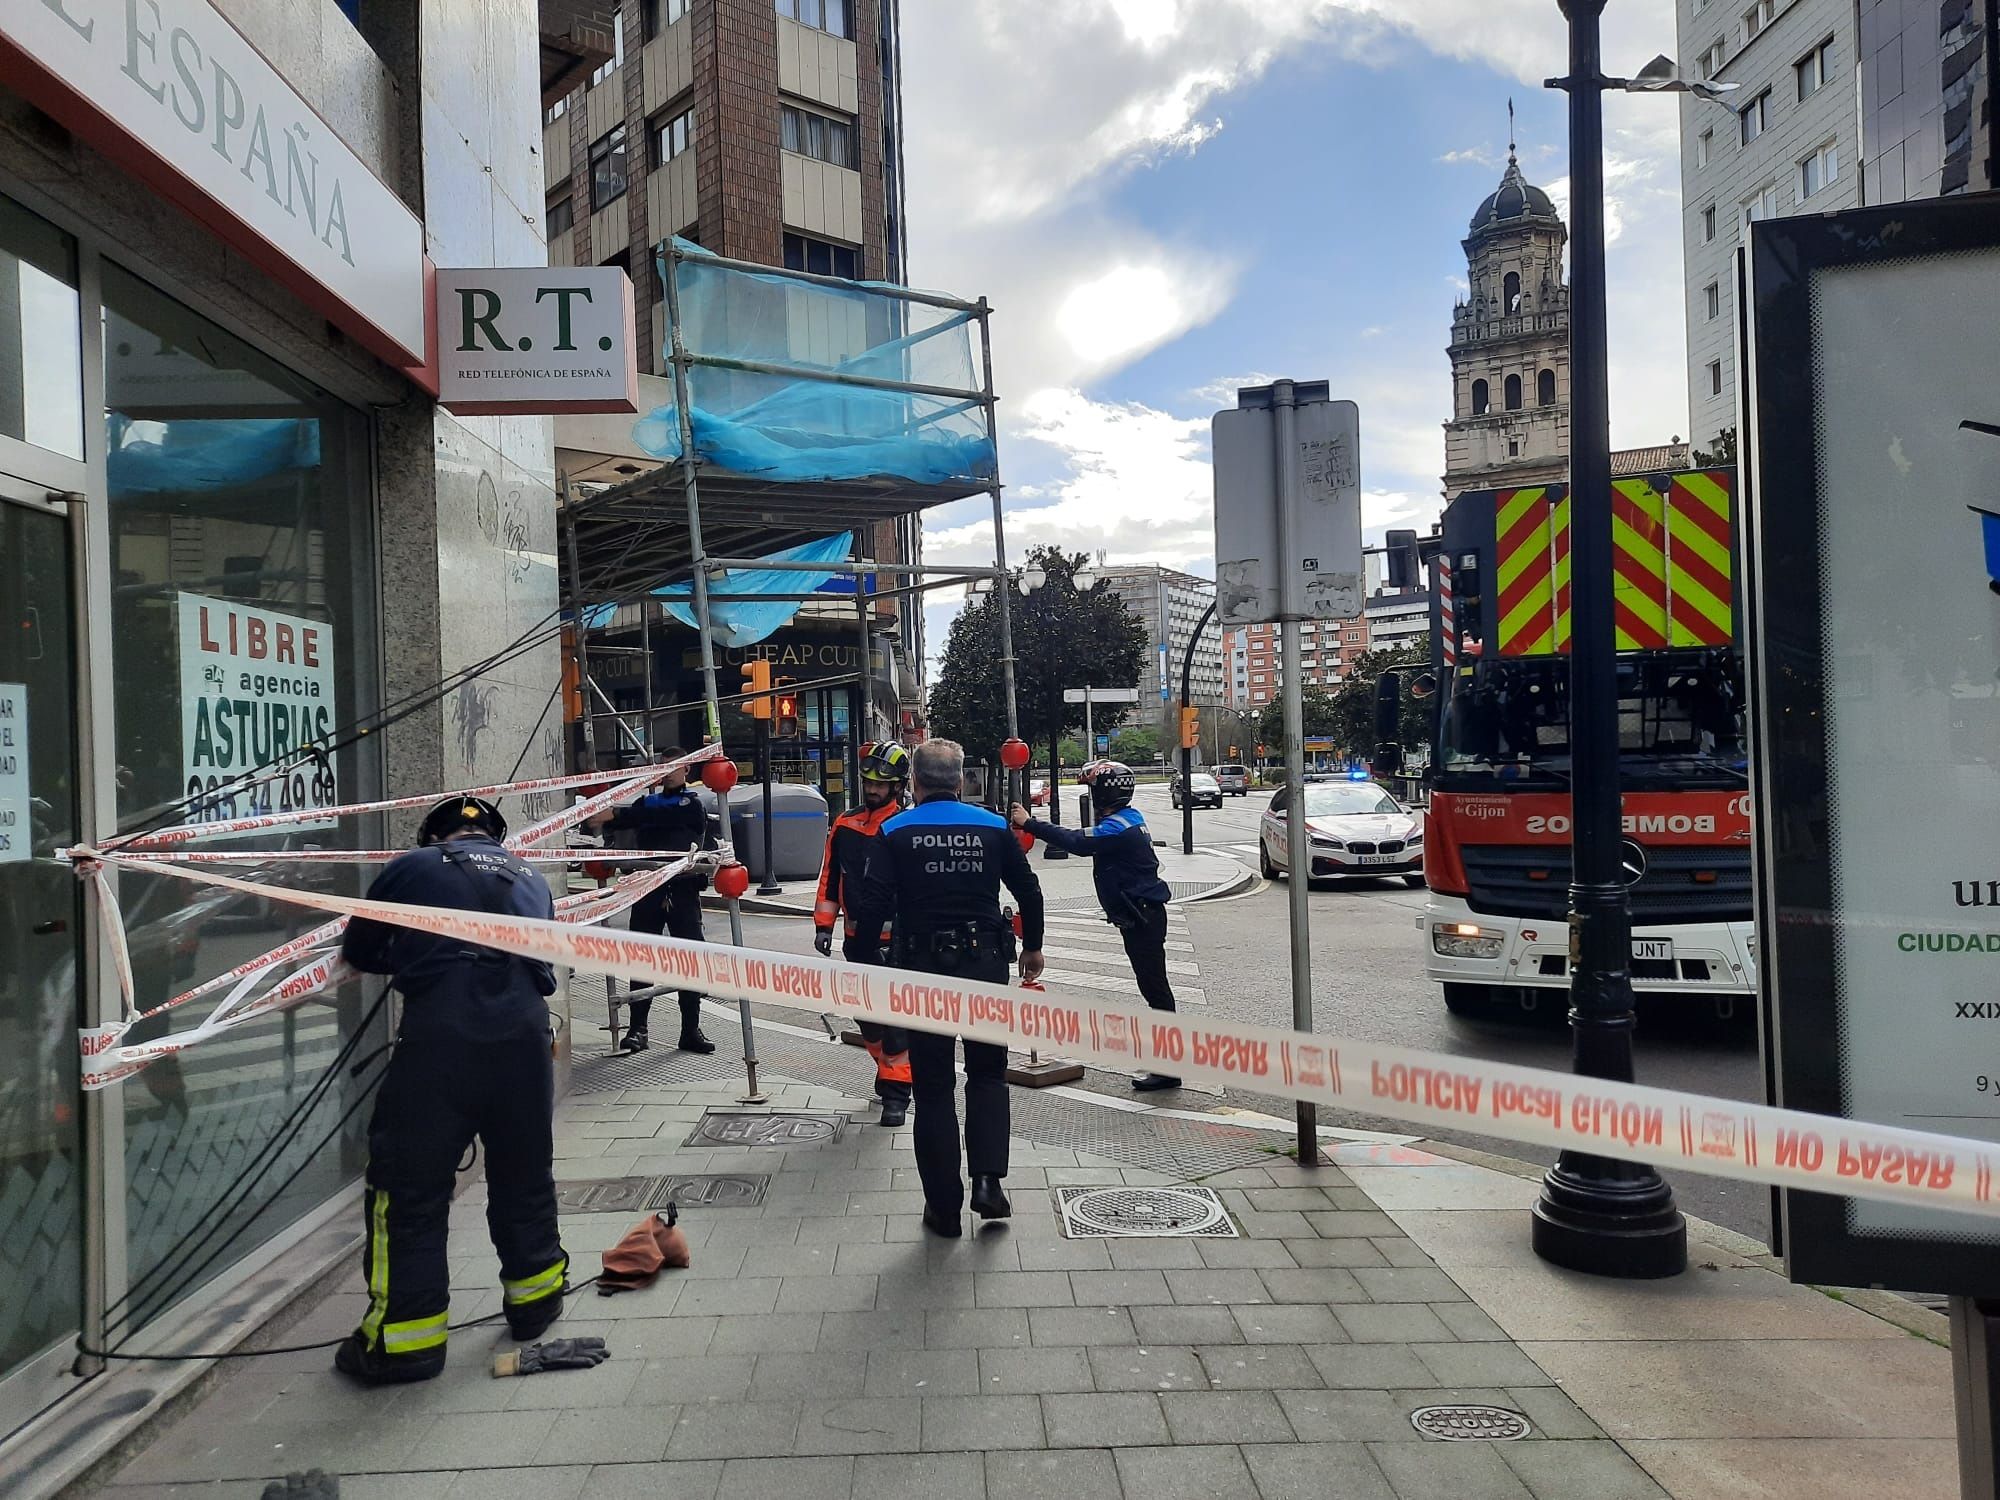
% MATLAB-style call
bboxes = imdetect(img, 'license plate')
[1632,938,1674,962]
[1359,853,1401,866]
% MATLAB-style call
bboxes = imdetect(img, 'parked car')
[1028,777,1049,807]
[1210,763,1250,796]
[1259,777,1424,886]
[1172,772,1223,810]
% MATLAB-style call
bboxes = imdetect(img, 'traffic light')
[1179,705,1200,750]
[773,681,800,739]
[739,659,772,719]
[1386,528,1420,590]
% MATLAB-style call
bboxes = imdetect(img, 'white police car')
[1259,772,1425,887]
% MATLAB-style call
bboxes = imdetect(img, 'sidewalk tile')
[1245,1185,1353,1210]
[977,1345,1093,1394]
[1273,1388,1415,1442]
[1069,1268,1175,1305]
[927,1235,1021,1271]
[1163,1268,1268,1304]
[1336,1304,1456,1344]
[1133,1304,1243,1345]
[681,1246,753,1278]
[418,1409,561,1469]
[831,1241,927,1275]
[793,1396,921,1454]
[1195,1344,1323,1390]
[1040,1391,1169,1447]
[984,1447,1114,1500]
[1199,1167,1278,1187]
[506,1354,646,1408]
[1260,1267,1367,1304]
[1282,1237,1389,1268]
[1192,1238,1295,1269]
[713,1455,853,1500]
[1498,1440,1669,1499]
[1305,1343,1434,1389]
[664,1399,802,1459]
[1113,1443,1256,1499]
[874,1270,976,1309]
[748,1350,867,1400]
[1411,1342,1553,1388]
[627,1354,754,1406]
[1242,1441,1396,1500]
[741,1244,840,1277]
[973,1271,1074,1308]
[1366,1440,1533,1500]
[1159,1388,1295,1444]
[1373,1238,1437,1268]
[678,1277,782,1316]
[819,1307,929,1350]
[856,1451,986,1500]
[705,1313,824,1355]
[776,1274,879,1313]
[925,1308,1030,1349]
[532,1405,672,1464]
[706,1220,800,1250]
[582,1456,724,1495]
[865,1347,983,1396]
[1108,1238,1206,1269]
[1433,1303,1510,1342]
[920,1393,1046,1450]
[1233,1209,1315,1237]
[1354,1266,1468,1303]
[1087,1344,1208,1392]
[1016,1238,1114,1271]
[1622,1437,1957,1500]
[1305,1210,1400,1238]
[1027,1306,1137,1346]
[795,1214,887,1244]
[440,1470,591,1500]
[1452,1265,1906,1343]
[1505,1386,1605,1440]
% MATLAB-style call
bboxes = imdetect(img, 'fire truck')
[1414,468,1754,1019]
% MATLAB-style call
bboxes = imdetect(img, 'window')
[1704,281,1720,320]
[1503,270,1521,314]
[1741,182,1779,225]
[1504,373,1523,411]
[589,125,629,210]
[1702,204,1717,241]
[1471,378,1489,415]
[589,6,625,87]
[544,92,573,127]
[1742,0,1775,42]
[1696,129,1713,168]
[1796,38,1830,98]
[1708,359,1724,396]
[780,102,860,170]
[651,107,694,169]
[1739,89,1769,144]
[783,232,860,279]
[546,195,575,240]
[643,0,688,38]
[1508,438,1521,456]
[777,0,851,40]
[1699,37,1727,78]
[1799,141,1838,198]
[1537,368,1556,407]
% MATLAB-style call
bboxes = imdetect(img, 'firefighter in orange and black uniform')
[813,741,914,1125]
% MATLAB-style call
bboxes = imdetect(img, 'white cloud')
[1439,145,1504,167]
[1056,262,1234,370]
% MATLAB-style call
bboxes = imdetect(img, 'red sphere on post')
[714,862,750,900]
[998,738,1031,771]
[700,758,740,793]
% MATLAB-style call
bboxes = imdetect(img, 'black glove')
[494,1337,610,1376]
[813,928,833,956]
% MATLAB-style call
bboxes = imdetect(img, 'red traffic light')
[714,862,750,900]
[700,758,740,793]
[998,737,1031,770]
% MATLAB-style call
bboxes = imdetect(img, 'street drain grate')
[684,1110,847,1148]
[554,1176,661,1213]
[1056,1185,1238,1238]
[1409,1405,1533,1441]
[554,1173,771,1212]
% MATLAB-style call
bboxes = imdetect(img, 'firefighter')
[1012,760,1181,1091]
[848,740,1045,1235]
[813,741,915,1126]
[587,750,717,1054]
[334,795,567,1385]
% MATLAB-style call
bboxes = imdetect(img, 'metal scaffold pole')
[977,299,1021,800]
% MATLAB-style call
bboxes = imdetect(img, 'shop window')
[101,262,381,1329]
[590,125,630,211]
[781,102,860,170]
[0,196,84,460]
[783,232,860,280]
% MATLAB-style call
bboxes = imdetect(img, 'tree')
[1256,684,1342,749]
[1695,426,1737,467]
[1109,725,1159,765]
[1326,636,1433,760]
[928,547,1149,762]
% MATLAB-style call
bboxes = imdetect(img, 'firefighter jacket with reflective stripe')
[815,800,899,936]
[1025,806,1172,928]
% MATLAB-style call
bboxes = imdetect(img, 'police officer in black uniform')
[335,795,567,1385]
[588,749,717,1054]
[849,739,1044,1236]
[1013,759,1181,1091]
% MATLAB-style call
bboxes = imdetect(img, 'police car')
[1259,772,1425,887]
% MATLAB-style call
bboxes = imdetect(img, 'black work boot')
[619,1029,649,1054]
[878,1098,908,1127]
[678,1028,716,1055]
[921,1204,962,1237]
[334,1332,443,1386]
[506,1289,564,1344]
[970,1175,1011,1220]
[1132,1073,1182,1092]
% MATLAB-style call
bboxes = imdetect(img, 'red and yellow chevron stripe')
[1551,489,1573,653]
[1610,478,1668,650]
[1666,470,1733,645]
[1495,487,1555,655]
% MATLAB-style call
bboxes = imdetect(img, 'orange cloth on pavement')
[596,1206,690,1295]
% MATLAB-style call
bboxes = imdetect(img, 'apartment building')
[1093,565,1222,729]
[1857,0,1996,203]
[1231,617,1370,709]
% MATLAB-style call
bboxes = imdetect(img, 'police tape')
[84,849,2000,1222]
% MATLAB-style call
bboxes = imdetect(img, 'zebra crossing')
[1038,906,1207,1006]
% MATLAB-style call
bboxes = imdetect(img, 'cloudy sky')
[897,0,1695,666]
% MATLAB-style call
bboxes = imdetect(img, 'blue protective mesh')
[657,532,855,646]
[633,241,996,488]
[107,417,320,495]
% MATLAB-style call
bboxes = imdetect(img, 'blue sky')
[898,0,1694,668]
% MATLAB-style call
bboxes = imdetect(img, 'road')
[1146,782,1771,1244]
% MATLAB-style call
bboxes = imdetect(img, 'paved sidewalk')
[99,1049,1956,1500]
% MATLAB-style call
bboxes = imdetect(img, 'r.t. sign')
[434,266,639,416]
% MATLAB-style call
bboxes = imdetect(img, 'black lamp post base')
[1531,1153,1687,1279]
[1042,845,1069,860]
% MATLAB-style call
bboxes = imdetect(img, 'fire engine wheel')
[1441,982,1493,1017]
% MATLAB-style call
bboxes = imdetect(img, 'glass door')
[0,476,85,1430]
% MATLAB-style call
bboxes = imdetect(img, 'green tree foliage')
[928,547,1149,761]
[1695,427,1737,467]
[1252,635,1434,761]
[1256,684,1342,748]
[1109,725,1160,764]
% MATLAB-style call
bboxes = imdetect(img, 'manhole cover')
[1056,1185,1238,1239]
[684,1111,847,1148]
[651,1173,769,1209]
[554,1176,662,1213]
[1410,1405,1533,1441]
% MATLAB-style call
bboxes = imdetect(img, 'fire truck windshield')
[1438,652,1746,790]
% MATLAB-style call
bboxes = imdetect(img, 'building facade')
[1856,0,1997,203]
[1678,0,1863,452]
[1228,617,1370,709]
[1443,152,1572,498]
[1093,565,1221,729]
[1365,589,1434,653]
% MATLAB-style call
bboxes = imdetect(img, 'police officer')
[1013,760,1181,1092]
[813,741,914,1126]
[849,740,1044,1236]
[588,749,717,1054]
[335,795,567,1385]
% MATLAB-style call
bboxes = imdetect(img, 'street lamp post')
[1532,0,1688,1279]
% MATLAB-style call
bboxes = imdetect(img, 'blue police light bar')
[1348,767,1369,781]
[1971,505,2000,595]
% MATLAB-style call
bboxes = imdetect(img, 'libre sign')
[1,0,425,367]
[435,267,639,415]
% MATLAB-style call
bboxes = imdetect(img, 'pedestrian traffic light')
[773,681,800,739]
[1179,705,1200,750]
[740,659,772,718]
[1386,528,1421,590]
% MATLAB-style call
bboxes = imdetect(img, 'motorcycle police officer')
[812,741,915,1126]
[587,749,717,1054]
[1013,760,1180,1091]
[335,795,567,1385]
[848,739,1044,1235]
